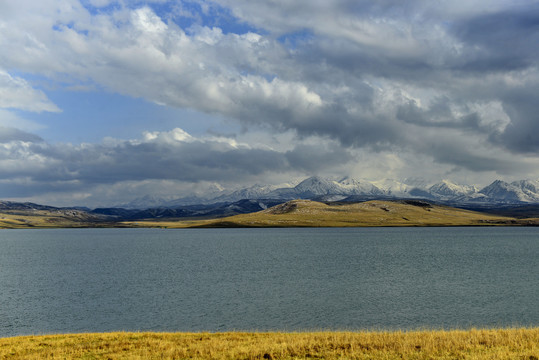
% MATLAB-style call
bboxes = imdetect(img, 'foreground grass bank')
[1,328,538,359]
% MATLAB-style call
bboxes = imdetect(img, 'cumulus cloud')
[450,3,539,72]
[0,71,60,112]
[0,0,539,205]
[202,0,539,156]
[0,128,355,205]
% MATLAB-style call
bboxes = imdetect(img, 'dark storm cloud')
[285,144,354,173]
[20,139,288,184]
[496,90,539,153]
[415,137,524,174]
[451,3,539,72]
[396,99,487,133]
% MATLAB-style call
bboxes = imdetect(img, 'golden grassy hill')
[197,199,518,227]
[1,329,538,359]
[128,199,522,228]
[0,209,107,229]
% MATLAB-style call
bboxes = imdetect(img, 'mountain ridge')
[120,176,539,209]
[3,176,539,224]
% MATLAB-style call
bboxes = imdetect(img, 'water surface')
[0,227,537,336]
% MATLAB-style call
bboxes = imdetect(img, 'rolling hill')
[126,199,530,228]
[2,199,537,229]
[0,208,108,228]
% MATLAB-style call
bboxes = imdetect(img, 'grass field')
[1,329,538,359]
[0,210,89,228]
[124,199,523,228]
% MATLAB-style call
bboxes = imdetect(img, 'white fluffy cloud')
[0,71,60,112]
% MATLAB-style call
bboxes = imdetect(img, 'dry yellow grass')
[0,210,104,228]
[0,211,75,228]
[1,329,538,359]
[126,199,521,228]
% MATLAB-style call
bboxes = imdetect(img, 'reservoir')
[0,227,537,336]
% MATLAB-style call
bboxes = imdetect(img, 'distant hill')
[129,199,532,228]
[194,200,528,228]
[3,189,539,229]
[0,202,107,228]
[91,199,285,220]
[0,199,286,228]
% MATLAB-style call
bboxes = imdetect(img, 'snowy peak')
[479,180,522,202]
[479,179,539,203]
[512,180,539,198]
[281,176,539,204]
[295,176,342,196]
[338,176,363,188]
[294,176,383,197]
[338,176,384,195]
[372,178,412,197]
[213,184,281,203]
[119,194,173,209]
[429,180,478,198]
[119,176,539,209]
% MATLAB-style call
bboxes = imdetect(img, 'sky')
[1,0,539,207]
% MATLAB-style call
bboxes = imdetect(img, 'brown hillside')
[188,199,520,228]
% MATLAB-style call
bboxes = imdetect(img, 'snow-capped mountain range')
[120,176,539,209]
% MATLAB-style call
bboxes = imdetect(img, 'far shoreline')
[2,199,539,229]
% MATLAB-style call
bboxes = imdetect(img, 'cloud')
[450,3,539,72]
[285,140,354,170]
[0,128,356,204]
[0,125,537,206]
[495,90,539,153]
[0,0,538,201]
[0,70,60,112]
[0,127,43,143]
[0,109,46,132]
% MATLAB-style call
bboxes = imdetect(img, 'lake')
[0,227,538,336]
